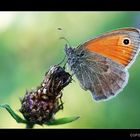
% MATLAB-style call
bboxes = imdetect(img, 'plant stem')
[26,123,34,129]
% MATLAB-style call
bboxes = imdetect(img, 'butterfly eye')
[122,38,131,45]
[77,52,85,57]
[80,52,85,57]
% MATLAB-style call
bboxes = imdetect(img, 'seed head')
[20,65,72,125]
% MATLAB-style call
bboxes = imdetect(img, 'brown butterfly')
[65,27,140,101]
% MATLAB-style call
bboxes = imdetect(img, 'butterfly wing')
[74,51,128,100]
[80,28,140,68]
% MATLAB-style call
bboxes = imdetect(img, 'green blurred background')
[0,12,140,128]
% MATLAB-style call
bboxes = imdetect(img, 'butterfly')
[65,27,140,101]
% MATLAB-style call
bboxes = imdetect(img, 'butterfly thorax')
[65,45,85,71]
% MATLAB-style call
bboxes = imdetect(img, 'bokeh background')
[0,12,140,128]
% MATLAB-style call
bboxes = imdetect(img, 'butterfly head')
[65,44,84,71]
[65,44,75,56]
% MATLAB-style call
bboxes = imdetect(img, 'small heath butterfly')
[65,27,140,101]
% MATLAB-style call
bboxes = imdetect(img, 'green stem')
[26,123,34,129]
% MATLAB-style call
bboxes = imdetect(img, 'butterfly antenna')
[59,37,71,47]
[57,27,71,46]
[58,36,71,69]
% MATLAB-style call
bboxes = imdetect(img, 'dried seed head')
[20,65,72,125]
[20,90,60,124]
[43,65,72,96]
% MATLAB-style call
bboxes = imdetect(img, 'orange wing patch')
[84,34,135,66]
